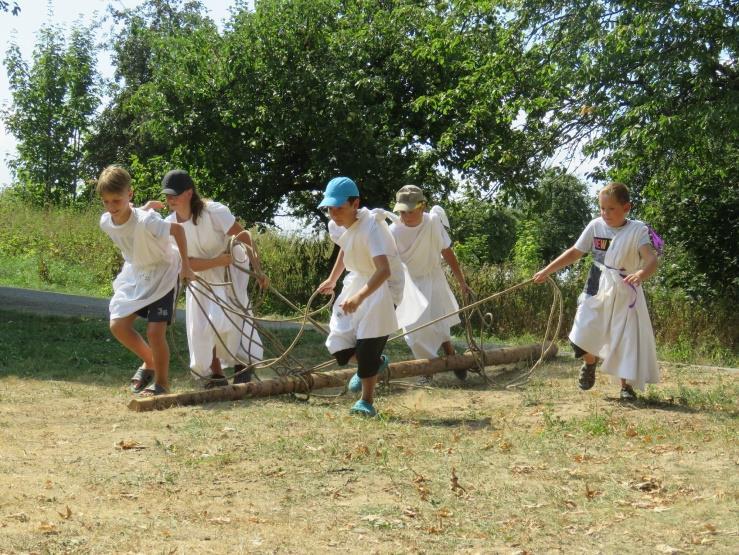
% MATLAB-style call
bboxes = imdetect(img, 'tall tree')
[505,0,738,298]
[3,21,99,204]
[84,0,216,185]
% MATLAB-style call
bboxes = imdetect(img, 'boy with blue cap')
[316,177,404,417]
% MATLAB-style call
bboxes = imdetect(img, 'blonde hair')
[96,165,132,196]
[599,182,630,204]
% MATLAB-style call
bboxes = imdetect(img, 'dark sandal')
[578,362,597,390]
[130,367,155,393]
[139,382,169,397]
[232,364,254,385]
[204,375,230,389]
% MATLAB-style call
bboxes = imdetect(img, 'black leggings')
[571,341,587,359]
[333,336,388,379]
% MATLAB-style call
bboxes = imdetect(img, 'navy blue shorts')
[135,288,175,324]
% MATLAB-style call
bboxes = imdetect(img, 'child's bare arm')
[139,200,164,211]
[340,254,390,314]
[318,249,346,294]
[623,244,658,286]
[169,223,195,280]
[188,254,232,272]
[441,246,472,298]
[533,246,585,283]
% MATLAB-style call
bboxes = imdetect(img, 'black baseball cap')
[161,169,194,196]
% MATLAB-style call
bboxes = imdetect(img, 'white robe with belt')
[388,207,460,359]
[569,219,659,389]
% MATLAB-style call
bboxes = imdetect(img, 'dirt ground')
[1,358,737,554]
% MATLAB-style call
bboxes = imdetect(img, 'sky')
[0,0,237,189]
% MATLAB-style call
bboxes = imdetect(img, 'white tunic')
[100,207,180,319]
[325,207,403,353]
[569,218,659,389]
[166,202,263,373]
[389,206,461,359]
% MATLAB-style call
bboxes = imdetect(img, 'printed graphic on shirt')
[593,237,611,251]
[585,236,611,297]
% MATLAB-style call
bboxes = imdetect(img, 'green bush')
[0,197,735,365]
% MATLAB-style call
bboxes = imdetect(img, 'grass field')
[0,310,736,554]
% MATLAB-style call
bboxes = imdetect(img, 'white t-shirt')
[100,207,172,265]
[166,202,235,274]
[100,207,179,319]
[574,218,651,264]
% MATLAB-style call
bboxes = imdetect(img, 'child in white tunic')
[159,170,268,387]
[316,177,404,417]
[388,185,472,384]
[97,165,195,396]
[533,182,659,399]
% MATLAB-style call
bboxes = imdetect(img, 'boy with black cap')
[388,185,471,384]
[97,165,194,396]
[316,177,404,417]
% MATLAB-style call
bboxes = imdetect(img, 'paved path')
[0,286,320,332]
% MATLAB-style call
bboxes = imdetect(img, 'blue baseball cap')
[318,177,360,208]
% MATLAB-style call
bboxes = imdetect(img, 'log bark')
[128,343,557,412]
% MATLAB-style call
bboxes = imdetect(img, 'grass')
[1,196,736,367]
[1,309,736,553]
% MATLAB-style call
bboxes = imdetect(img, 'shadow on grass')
[602,395,699,414]
[382,415,493,429]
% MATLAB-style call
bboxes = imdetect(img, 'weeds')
[0,196,736,365]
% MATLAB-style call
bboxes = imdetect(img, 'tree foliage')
[0,1,21,16]
[514,168,593,264]
[505,0,738,297]
[3,21,99,205]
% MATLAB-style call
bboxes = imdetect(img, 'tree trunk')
[129,343,557,412]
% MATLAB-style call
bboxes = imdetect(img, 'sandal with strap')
[130,367,155,394]
[139,382,169,397]
[578,362,597,391]
[203,374,229,389]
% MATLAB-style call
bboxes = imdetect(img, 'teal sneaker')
[347,355,390,393]
[347,372,362,393]
[350,399,377,417]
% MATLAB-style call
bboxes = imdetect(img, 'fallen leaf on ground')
[655,544,682,554]
[57,506,72,520]
[38,522,58,535]
[116,439,145,450]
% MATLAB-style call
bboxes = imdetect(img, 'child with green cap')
[388,185,472,384]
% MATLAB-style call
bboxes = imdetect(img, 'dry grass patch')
[1,356,737,554]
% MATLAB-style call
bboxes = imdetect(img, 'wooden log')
[128,342,557,412]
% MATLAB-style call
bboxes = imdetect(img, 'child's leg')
[110,314,155,369]
[146,321,169,388]
[441,341,455,356]
[355,337,389,405]
[210,348,226,377]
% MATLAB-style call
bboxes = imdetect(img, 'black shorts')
[135,288,175,324]
[333,336,388,379]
